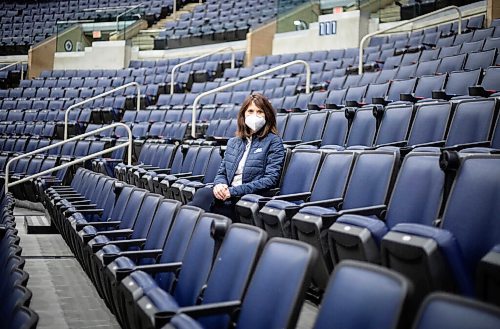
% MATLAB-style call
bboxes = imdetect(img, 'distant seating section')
[0,0,190,55]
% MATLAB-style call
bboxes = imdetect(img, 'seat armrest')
[273,192,311,202]
[95,228,134,239]
[133,261,183,275]
[108,238,147,249]
[302,197,343,209]
[155,301,242,328]
[338,205,387,219]
[442,141,490,152]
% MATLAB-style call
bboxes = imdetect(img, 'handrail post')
[170,46,237,94]
[358,5,463,74]
[64,82,141,140]
[115,3,145,33]
[5,123,132,194]
[190,59,311,137]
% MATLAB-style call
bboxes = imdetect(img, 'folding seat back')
[313,261,411,329]
[386,78,417,102]
[282,113,307,143]
[413,293,500,329]
[137,213,233,329]
[300,111,328,143]
[234,238,317,329]
[439,45,461,59]
[72,140,90,157]
[321,110,349,147]
[445,99,496,147]
[375,104,413,146]
[119,206,203,310]
[345,107,377,148]
[479,66,500,92]
[345,86,367,104]
[415,59,440,77]
[444,69,481,97]
[326,89,346,107]
[413,75,447,99]
[364,82,390,105]
[464,49,496,70]
[25,139,39,152]
[460,40,484,54]
[309,151,356,204]
[276,114,288,138]
[483,37,500,51]
[407,102,452,147]
[394,64,417,80]
[437,54,466,74]
[279,149,323,195]
[343,75,362,89]
[381,155,500,298]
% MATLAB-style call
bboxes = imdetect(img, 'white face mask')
[245,114,266,132]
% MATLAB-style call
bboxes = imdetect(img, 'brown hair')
[236,93,278,138]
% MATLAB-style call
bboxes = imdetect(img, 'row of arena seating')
[39,166,500,329]
[31,150,498,328]
[0,190,39,328]
[153,0,282,49]
[0,0,186,54]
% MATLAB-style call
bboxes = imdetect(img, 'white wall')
[272,10,370,54]
[53,41,129,69]
[131,40,247,61]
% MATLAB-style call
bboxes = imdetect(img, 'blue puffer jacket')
[213,133,285,197]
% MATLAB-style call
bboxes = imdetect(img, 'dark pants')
[188,187,238,221]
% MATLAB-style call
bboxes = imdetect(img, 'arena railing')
[64,81,141,140]
[170,46,237,95]
[189,59,311,137]
[358,5,463,74]
[4,122,133,194]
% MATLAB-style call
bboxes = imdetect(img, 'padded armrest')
[282,139,302,146]
[156,300,241,327]
[108,238,147,249]
[174,174,204,181]
[273,192,311,202]
[338,205,387,219]
[133,261,183,275]
[302,197,343,209]
[149,168,172,174]
[75,208,103,214]
[295,140,322,148]
[442,141,490,152]
[118,249,163,261]
[95,228,134,239]
[410,140,446,148]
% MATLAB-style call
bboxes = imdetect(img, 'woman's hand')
[213,184,230,200]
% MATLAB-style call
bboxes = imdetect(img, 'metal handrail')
[5,123,132,193]
[0,61,26,80]
[358,5,462,74]
[116,3,145,33]
[64,82,141,140]
[190,59,311,137]
[170,46,236,95]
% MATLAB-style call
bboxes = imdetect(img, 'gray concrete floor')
[15,208,120,329]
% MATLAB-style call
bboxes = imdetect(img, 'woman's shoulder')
[258,132,280,141]
[262,132,283,144]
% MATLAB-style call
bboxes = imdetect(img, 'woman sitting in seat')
[189,93,285,220]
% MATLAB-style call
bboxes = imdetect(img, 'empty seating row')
[0,190,39,329]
